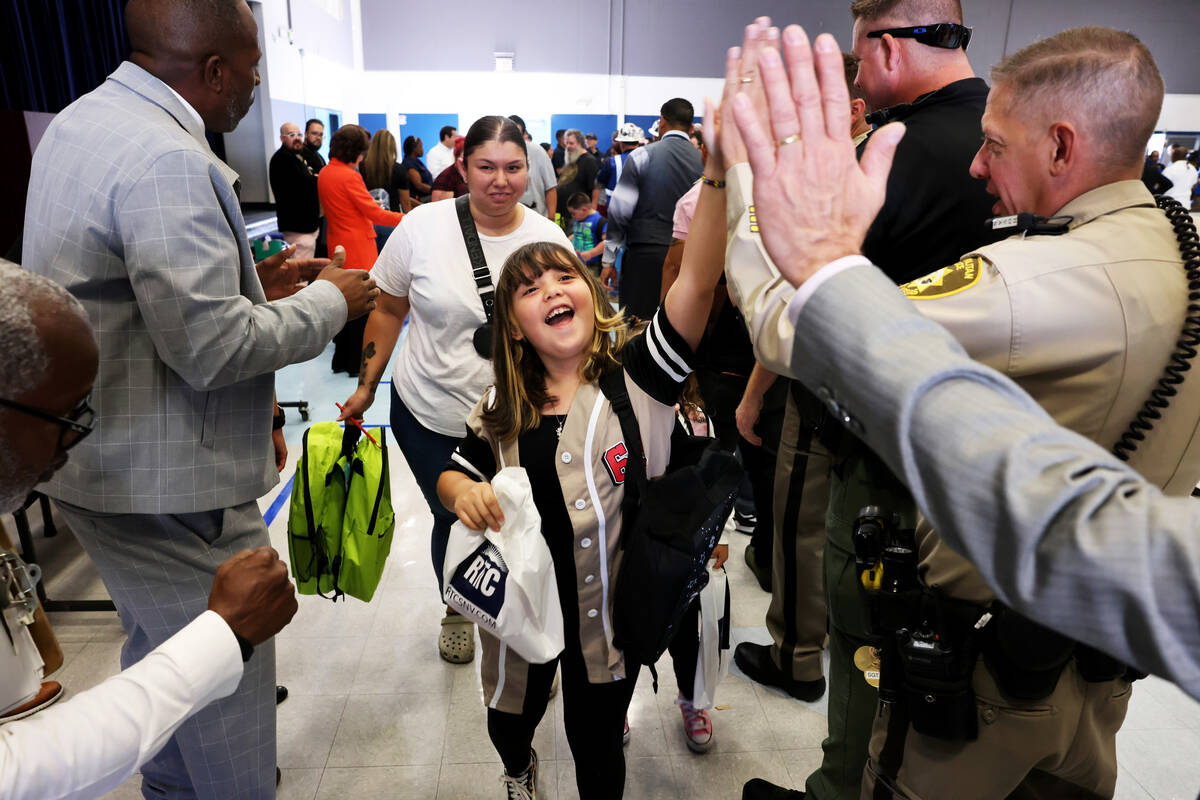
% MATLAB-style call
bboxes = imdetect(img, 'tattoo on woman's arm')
[358,341,380,390]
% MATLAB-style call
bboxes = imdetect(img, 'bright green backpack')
[288,422,395,602]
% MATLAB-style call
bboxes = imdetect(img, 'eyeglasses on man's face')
[0,393,96,452]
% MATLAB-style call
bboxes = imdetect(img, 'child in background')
[435,98,729,798]
[567,192,607,279]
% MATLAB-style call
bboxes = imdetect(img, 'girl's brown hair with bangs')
[482,241,628,442]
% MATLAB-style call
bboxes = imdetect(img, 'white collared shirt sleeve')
[0,610,243,800]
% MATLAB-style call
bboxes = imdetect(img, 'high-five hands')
[715,17,779,170]
[728,26,905,287]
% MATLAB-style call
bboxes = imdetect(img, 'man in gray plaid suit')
[21,1,377,797]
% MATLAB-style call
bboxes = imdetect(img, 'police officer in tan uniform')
[723,24,1200,800]
[856,27,1200,799]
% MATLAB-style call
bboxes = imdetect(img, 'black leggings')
[488,644,640,799]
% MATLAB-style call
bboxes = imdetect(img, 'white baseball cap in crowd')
[615,122,644,143]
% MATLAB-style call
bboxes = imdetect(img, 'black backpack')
[598,367,744,687]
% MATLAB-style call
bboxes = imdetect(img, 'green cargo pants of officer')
[804,447,915,800]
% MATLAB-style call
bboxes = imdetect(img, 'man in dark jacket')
[269,122,322,258]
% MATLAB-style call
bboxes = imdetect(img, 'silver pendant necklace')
[554,413,566,440]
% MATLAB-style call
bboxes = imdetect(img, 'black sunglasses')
[867,23,972,50]
[0,393,96,452]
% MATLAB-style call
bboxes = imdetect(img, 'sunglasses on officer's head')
[867,23,972,50]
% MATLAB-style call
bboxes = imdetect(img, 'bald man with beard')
[20,1,376,797]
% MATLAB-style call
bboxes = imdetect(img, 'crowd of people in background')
[1143,144,1200,207]
[268,105,712,380]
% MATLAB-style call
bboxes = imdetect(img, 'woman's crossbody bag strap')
[456,195,499,358]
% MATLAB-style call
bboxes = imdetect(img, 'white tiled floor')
[25,344,1200,799]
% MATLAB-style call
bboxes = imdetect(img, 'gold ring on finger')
[738,76,754,84]
[776,134,801,146]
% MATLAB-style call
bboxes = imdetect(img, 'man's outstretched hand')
[256,245,335,301]
[729,27,905,287]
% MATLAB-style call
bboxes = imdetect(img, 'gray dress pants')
[55,499,276,800]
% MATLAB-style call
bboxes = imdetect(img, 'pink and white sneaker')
[677,694,713,753]
[623,715,631,746]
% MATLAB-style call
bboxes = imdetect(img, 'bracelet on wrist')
[700,175,726,189]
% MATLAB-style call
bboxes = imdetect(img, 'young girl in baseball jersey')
[437,146,729,798]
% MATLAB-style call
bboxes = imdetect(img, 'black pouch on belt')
[979,603,1074,701]
[896,595,980,741]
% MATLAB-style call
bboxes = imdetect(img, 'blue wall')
[550,114,619,147]
[358,112,388,134]
[397,113,460,166]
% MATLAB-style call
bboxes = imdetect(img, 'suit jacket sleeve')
[117,149,348,391]
[788,262,1200,695]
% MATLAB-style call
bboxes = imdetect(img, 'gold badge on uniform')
[853,645,881,688]
[901,256,982,299]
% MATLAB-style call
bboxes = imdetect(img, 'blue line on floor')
[263,472,295,526]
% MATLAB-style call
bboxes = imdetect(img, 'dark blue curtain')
[1,0,128,112]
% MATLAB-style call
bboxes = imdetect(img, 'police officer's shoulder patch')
[900,256,982,299]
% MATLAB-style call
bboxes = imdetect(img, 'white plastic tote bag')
[443,467,564,663]
[692,564,731,709]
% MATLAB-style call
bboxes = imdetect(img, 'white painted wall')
[1159,95,1200,133]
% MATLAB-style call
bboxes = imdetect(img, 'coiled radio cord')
[1111,196,1200,461]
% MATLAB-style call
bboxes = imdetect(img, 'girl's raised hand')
[454,481,505,532]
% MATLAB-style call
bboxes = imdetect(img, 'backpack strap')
[597,366,648,515]
[364,427,389,538]
[341,421,361,459]
[300,427,319,553]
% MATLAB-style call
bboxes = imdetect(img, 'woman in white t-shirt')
[340,116,572,663]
